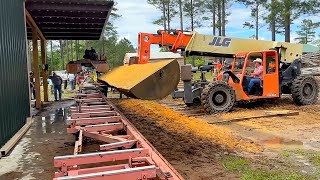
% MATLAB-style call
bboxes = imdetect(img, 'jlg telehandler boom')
[99,30,308,101]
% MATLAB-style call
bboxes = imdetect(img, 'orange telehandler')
[99,30,319,113]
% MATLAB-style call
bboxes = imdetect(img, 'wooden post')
[41,39,48,102]
[32,27,41,109]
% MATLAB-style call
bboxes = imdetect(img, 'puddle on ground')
[263,137,303,146]
[262,136,320,151]
[0,107,70,179]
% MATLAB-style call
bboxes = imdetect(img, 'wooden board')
[208,110,299,124]
[0,118,33,158]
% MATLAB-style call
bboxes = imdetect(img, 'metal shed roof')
[25,0,114,40]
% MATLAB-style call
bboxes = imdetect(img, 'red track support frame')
[53,84,184,180]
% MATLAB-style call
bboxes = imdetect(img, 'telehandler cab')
[199,50,319,113]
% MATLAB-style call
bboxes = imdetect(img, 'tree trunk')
[70,40,73,61]
[60,40,64,70]
[102,39,105,60]
[221,0,226,36]
[66,40,70,62]
[28,40,32,71]
[51,40,54,71]
[167,1,170,32]
[306,33,308,44]
[255,2,259,40]
[179,0,183,30]
[191,0,194,31]
[162,1,167,32]
[284,13,290,42]
[76,40,79,60]
[271,18,276,41]
[190,0,195,66]
[217,0,222,36]
[270,0,276,41]
[212,0,216,35]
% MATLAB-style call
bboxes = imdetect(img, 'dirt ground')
[111,95,320,179]
[0,91,319,179]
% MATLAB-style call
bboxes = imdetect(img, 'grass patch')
[280,151,291,158]
[193,71,215,80]
[222,156,249,172]
[242,170,305,180]
[222,155,309,180]
[308,154,320,166]
[40,85,75,101]
[289,149,320,167]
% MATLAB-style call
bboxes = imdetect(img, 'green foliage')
[147,0,177,31]
[159,46,168,52]
[237,0,267,39]
[295,19,320,44]
[275,0,319,42]
[183,0,207,30]
[108,38,136,68]
[195,58,205,67]
[185,56,205,66]
[193,71,214,80]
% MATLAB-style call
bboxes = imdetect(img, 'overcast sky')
[113,0,320,52]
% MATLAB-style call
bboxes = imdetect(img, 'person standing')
[67,73,76,91]
[50,72,63,101]
[216,60,223,74]
[76,72,85,86]
[29,71,36,100]
[47,78,54,94]
[61,72,68,90]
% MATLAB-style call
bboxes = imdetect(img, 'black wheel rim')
[209,90,230,110]
[302,82,315,100]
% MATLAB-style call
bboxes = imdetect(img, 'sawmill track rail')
[53,84,184,180]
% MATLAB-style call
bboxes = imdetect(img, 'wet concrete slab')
[0,101,74,180]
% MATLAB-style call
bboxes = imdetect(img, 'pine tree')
[238,0,267,40]
[295,19,320,44]
[148,0,177,32]
[183,0,206,31]
[178,0,184,30]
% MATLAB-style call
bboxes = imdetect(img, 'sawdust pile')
[118,99,262,153]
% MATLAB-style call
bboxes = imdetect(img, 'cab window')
[266,52,277,74]
[247,53,263,72]
[234,58,245,73]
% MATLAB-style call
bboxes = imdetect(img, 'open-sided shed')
[25,0,114,40]
[0,0,113,155]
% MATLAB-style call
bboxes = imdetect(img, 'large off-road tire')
[291,75,319,105]
[201,81,236,113]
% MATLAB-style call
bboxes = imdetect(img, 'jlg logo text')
[209,37,231,47]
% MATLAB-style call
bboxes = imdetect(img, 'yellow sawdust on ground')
[221,111,264,120]
[118,99,262,153]
[99,60,174,90]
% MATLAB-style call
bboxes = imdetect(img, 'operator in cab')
[246,58,263,94]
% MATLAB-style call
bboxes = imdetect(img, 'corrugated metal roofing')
[303,44,320,53]
[25,0,114,40]
[0,0,30,147]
